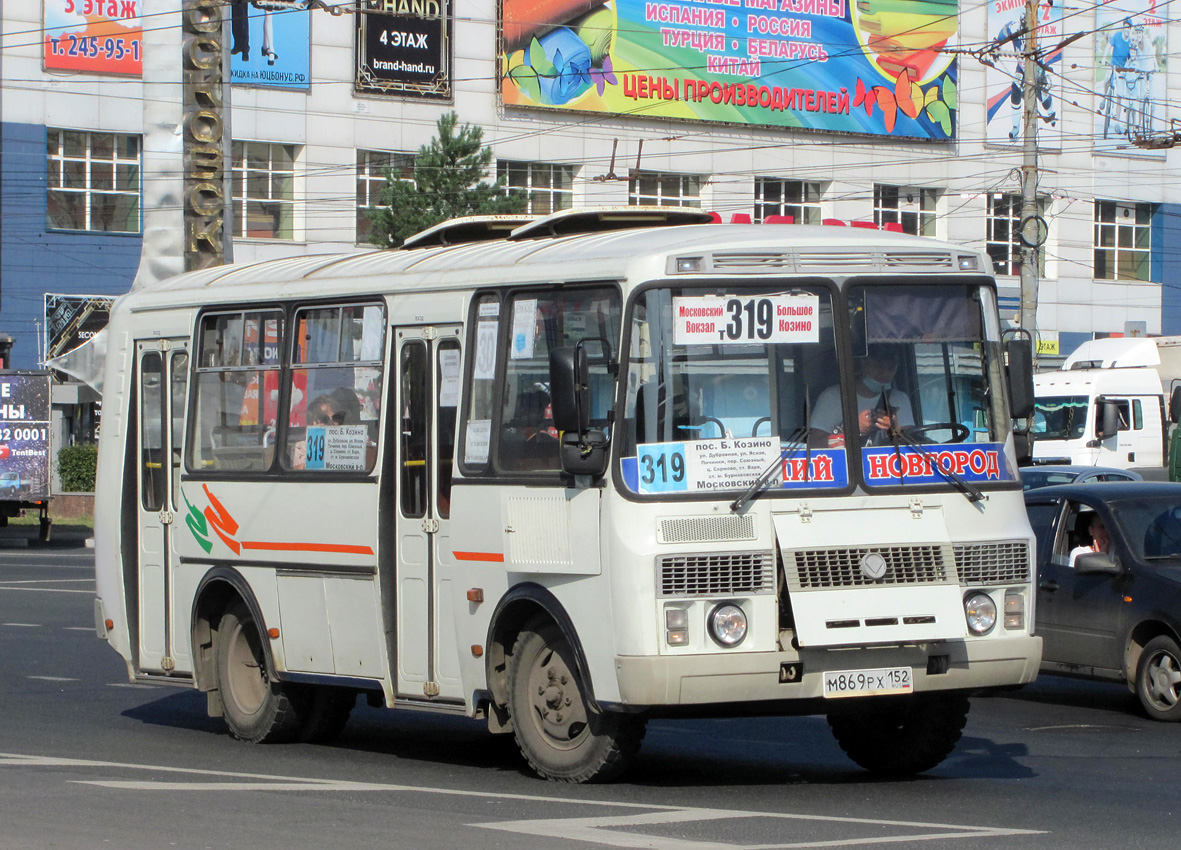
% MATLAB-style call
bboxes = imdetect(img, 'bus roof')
[127,221,988,310]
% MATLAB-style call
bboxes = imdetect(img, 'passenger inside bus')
[810,344,915,447]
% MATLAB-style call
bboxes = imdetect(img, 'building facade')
[3,0,1181,370]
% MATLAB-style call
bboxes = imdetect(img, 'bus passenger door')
[135,339,189,674]
[393,326,464,701]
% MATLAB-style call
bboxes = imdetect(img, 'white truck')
[1032,336,1181,475]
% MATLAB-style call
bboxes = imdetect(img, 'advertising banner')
[43,0,142,76]
[1094,0,1167,156]
[0,373,52,503]
[45,294,114,364]
[500,0,959,138]
[229,0,312,91]
[356,0,453,100]
[983,0,1061,147]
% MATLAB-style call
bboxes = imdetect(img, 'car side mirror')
[1074,551,1120,576]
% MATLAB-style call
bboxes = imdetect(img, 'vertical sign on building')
[182,1,229,271]
[355,0,453,100]
[43,0,144,76]
[0,373,52,502]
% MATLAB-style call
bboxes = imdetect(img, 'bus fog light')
[665,608,688,630]
[708,604,747,647]
[964,592,997,635]
[1004,589,1024,630]
[666,629,689,646]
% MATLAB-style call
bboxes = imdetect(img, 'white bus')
[94,209,1041,783]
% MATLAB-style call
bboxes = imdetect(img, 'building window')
[755,178,822,224]
[1094,200,1152,281]
[46,129,141,233]
[231,141,297,240]
[629,172,702,207]
[498,161,575,215]
[874,184,938,236]
[987,194,1023,276]
[356,149,414,244]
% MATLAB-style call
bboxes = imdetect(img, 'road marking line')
[106,684,156,689]
[0,587,95,595]
[2,623,41,627]
[0,579,94,584]
[27,676,79,683]
[0,752,1045,848]
[63,627,93,632]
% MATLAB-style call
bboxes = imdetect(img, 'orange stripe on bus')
[242,541,375,556]
[453,551,505,562]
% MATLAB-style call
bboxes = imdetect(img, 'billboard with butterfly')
[500,0,959,139]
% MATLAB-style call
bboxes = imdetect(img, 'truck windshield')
[1032,396,1088,441]
[618,281,1015,497]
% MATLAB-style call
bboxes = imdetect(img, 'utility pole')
[1018,0,1041,350]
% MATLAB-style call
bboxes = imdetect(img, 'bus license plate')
[823,667,913,698]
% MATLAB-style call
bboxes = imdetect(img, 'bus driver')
[810,344,915,447]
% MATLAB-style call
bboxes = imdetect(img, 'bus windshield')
[619,281,1014,496]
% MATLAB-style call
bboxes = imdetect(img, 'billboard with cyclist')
[1095,2,1166,155]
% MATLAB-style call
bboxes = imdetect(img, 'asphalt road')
[2,543,1179,850]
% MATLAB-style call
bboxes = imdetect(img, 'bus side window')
[494,287,620,474]
[401,341,428,517]
[436,340,460,518]
[283,303,385,473]
[190,310,284,473]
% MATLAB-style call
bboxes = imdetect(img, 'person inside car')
[1069,513,1111,567]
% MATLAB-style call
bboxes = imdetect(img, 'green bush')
[58,443,98,492]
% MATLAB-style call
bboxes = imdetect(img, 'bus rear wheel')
[507,620,644,783]
[827,693,969,775]
[215,601,304,744]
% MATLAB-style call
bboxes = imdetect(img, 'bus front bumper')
[612,636,1042,707]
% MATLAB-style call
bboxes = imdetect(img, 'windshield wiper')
[892,427,986,504]
[731,393,812,514]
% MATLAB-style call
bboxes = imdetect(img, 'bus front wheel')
[507,620,645,783]
[215,601,304,744]
[827,693,969,775]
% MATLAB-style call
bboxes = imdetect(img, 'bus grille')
[657,551,776,597]
[659,515,757,543]
[793,545,947,588]
[954,541,1030,585]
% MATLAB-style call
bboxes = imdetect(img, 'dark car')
[1025,482,1181,720]
[1021,464,1143,491]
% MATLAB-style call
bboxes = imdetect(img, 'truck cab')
[1033,338,1171,472]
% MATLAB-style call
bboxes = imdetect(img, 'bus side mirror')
[1092,399,1121,442]
[550,346,609,478]
[1013,430,1033,466]
[1169,385,1181,424]
[1005,338,1035,421]
[549,346,589,433]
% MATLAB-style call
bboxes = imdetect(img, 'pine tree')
[367,112,527,248]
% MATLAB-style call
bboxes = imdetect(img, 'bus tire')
[827,693,969,775]
[507,620,644,783]
[215,601,304,744]
[299,687,356,743]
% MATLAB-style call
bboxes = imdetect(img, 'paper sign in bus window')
[673,294,820,346]
[511,299,538,359]
[637,437,781,494]
[465,419,491,464]
[304,425,368,471]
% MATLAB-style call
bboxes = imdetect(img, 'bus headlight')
[964,592,997,635]
[708,603,748,647]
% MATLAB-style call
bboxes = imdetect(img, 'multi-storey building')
[3,0,1179,374]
